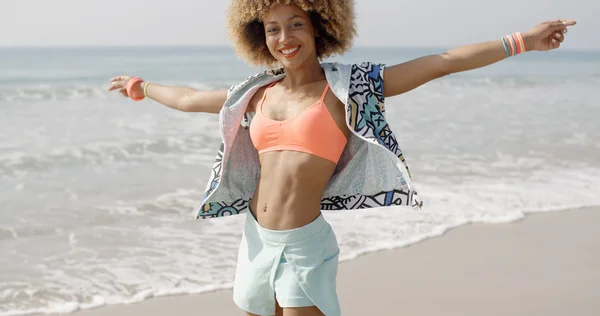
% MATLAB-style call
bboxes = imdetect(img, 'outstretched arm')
[383,19,577,98]
[108,76,228,114]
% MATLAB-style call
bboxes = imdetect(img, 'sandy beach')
[61,207,600,316]
[5,44,600,316]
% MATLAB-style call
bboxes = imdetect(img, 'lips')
[279,45,301,58]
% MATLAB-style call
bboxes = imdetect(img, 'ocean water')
[1,46,599,315]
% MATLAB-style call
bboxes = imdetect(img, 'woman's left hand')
[522,19,577,51]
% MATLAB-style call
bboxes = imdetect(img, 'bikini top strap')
[259,81,279,111]
[319,83,330,102]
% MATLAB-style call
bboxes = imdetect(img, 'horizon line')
[0,44,598,53]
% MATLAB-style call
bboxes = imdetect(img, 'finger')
[109,76,124,82]
[550,38,561,50]
[119,88,129,97]
[107,81,122,91]
[547,19,576,25]
[108,80,127,91]
[554,31,565,43]
[549,19,576,30]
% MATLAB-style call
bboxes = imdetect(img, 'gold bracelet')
[143,81,151,98]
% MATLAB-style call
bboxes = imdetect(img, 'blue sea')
[1,46,599,315]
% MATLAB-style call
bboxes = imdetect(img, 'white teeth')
[281,47,299,55]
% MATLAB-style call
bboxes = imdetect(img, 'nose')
[279,28,292,44]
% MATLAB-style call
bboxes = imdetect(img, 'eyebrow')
[265,14,304,25]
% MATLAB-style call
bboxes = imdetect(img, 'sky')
[0,0,598,50]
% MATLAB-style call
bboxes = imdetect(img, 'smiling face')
[263,4,318,70]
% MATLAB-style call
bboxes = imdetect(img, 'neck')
[280,57,325,88]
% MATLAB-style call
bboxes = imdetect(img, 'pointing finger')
[549,19,576,28]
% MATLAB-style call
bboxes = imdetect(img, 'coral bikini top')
[249,81,348,164]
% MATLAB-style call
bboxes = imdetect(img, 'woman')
[108,1,575,315]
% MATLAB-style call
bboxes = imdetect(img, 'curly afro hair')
[227,0,357,67]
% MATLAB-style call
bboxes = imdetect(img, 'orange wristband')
[126,77,145,101]
[515,32,527,53]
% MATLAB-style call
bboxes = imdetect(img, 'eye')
[291,22,302,28]
[266,27,278,33]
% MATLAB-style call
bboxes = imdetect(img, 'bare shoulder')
[323,90,344,108]
[321,79,344,108]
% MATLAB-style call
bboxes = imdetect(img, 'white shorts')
[233,212,341,316]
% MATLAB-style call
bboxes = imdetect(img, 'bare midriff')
[249,150,336,230]
[247,79,351,230]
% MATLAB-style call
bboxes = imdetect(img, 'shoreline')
[34,206,598,316]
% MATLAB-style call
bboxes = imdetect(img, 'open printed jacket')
[196,62,423,219]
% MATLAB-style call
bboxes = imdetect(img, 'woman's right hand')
[107,76,145,100]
